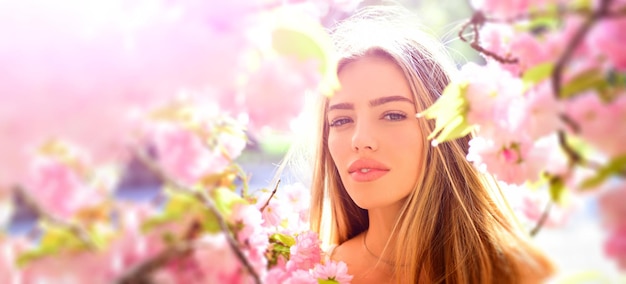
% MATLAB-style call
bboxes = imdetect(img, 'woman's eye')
[383,112,406,121]
[329,118,352,127]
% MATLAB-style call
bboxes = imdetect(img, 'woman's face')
[327,55,425,210]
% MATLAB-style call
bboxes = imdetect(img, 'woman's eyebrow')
[328,96,413,112]
[328,102,353,111]
[369,95,414,107]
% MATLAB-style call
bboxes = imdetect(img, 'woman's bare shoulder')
[330,234,363,263]
[329,233,394,284]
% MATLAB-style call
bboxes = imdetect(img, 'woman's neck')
[365,203,404,262]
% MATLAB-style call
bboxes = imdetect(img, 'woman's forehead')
[330,55,413,104]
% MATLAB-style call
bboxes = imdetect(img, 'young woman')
[305,5,555,284]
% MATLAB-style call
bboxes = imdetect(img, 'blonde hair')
[306,5,554,284]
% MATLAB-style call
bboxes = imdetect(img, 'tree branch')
[459,11,519,64]
[530,201,552,237]
[552,0,614,99]
[12,185,96,249]
[260,179,281,213]
[133,149,261,284]
[115,241,193,284]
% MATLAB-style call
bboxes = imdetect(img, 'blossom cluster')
[421,0,626,271]
[0,101,353,283]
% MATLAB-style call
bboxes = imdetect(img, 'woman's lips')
[349,169,389,182]
[347,158,390,182]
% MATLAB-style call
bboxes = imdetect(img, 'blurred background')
[4,0,623,282]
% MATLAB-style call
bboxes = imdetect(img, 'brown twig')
[115,242,193,284]
[552,0,613,99]
[260,179,281,213]
[548,0,618,176]
[12,185,96,249]
[133,149,261,284]
[530,201,552,237]
[558,131,583,168]
[459,11,519,64]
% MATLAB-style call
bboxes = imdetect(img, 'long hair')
[308,5,554,283]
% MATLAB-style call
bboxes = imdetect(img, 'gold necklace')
[362,230,395,266]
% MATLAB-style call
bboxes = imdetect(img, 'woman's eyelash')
[329,117,352,127]
[382,112,406,121]
[329,112,406,127]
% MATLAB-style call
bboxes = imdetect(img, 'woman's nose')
[351,120,378,152]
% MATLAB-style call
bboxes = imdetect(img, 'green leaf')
[142,190,202,232]
[318,280,339,284]
[163,190,201,217]
[17,224,87,267]
[568,0,593,13]
[561,68,609,99]
[86,223,114,250]
[419,82,473,144]
[522,62,554,85]
[522,3,560,33]
[580,155,626,189]
[259,132,294,156]
[200,211,220,234]
[273,244,291,254]
[430,115,473,146]
[273,28,326,73]
[270,12,340,96]
[270,232,296,247]
[549,176,567,204]
[211,186,246,217]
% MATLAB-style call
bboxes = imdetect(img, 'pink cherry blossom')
[21,250,114,284]
[520,193,572,228]
[25,153,106,219]
[106,203,164,278]
[520,17,590,70]
[520,81,563,140]
[282,182,312,227]
[459,62,524,132]
[598,181,626,271]
[230,203,269,278]
[243,230,271,280]
[604,224,626,270]
[470,0,558,19]
[508,32,551,74]
[0,237,26,284]
[243,57,322,132]
[265,261,291,284]
[149,123,230,186]
[255,190,289,228]
[288,231,322,271]
[598,182,626,229]
[217,127,248,161]
[566,92,626,158]
[19,203,164,283]
[467,134,560,185]
[588,18,626,71]
[231,203,264,242]
[285,269,318,284]
[479,23,514,58]
[193,234,249,283]
[261,200,289,228]
[313,260,353,284]
[479,14,589,76]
